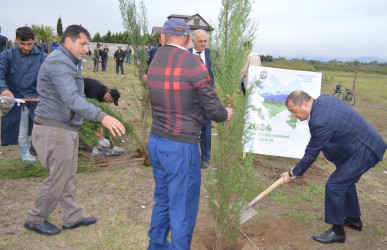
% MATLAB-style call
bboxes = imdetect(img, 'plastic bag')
[91,139,125,157]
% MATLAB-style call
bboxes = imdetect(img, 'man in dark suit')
[189,29,214,169]
[281,90,387,244]
[114,45,125,76]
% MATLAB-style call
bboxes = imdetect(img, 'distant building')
[152,13,213,37]
[151,27,162,36]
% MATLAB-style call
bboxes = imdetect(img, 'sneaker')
[62,217,97,230]
[121,75,124,77]
[201,161,208,169]
[116,74,119,76]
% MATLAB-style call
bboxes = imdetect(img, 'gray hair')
[286,90,312,106]
[192,29,207,40]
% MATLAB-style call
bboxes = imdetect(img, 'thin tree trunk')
[353,69,360,90]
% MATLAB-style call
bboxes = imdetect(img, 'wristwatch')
[288,170,297,180]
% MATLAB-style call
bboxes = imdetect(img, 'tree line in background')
[91,30,160,46]
[263,57,387,75]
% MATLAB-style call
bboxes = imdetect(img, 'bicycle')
[333,82,356,106]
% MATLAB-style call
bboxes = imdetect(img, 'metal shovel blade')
[240,207,258,225]
[0,96,15,116]
[238,177,283,225]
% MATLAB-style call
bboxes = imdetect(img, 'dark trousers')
[324,144,379,225]
[147,134,201,249]
[200,119,212,162]
[116,60,124,75]
[102,57,108,71]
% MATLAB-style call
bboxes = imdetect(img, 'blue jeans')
[200,119,212,162]
[18,106,35,161]
[126,55,131,63]
[147,134,201,250]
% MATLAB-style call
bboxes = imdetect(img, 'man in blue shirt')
[0,27,47,162]
[51,38,59,52]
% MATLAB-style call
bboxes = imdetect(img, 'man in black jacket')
[83,78,120,105]
[114,45,125,76]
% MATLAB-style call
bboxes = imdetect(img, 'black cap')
[109,89,120,106]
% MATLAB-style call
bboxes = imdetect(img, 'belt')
[34,121,43,125]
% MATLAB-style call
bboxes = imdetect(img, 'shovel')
[0,96,39,116]
[239,177,283,225]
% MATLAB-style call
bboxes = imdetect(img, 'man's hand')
[101,115,125,136]
[142,74,148,83]
[280,171,292,184]
[225,107,233,122]
[1,90,14,97]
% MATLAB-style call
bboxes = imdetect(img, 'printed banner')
[243,66,322,158]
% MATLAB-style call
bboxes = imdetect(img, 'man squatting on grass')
[24,25,125,236]
[146,18,233,249]
[281,90,387,244]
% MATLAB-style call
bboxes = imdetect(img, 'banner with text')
[243,66,322,159]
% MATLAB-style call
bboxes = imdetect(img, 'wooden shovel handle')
[247,177,283,207]
[23,98,40,102]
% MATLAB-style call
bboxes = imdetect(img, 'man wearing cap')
[146,18,233,249]
[83,78,120,106]
[93,43,101,72]
[114,45,125,76]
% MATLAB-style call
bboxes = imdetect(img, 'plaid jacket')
[147,45,227,143]
[293,94,387,177]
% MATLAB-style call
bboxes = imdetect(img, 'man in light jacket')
[24,25,125,236]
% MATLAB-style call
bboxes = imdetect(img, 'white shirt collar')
[167,44,188,51]
[192,48,205,64]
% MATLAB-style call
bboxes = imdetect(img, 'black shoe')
[313,228,345,244]
[24,221,61,235]
[201,161,208,169]
[29,143,37,156]
[344,218,362,231]
[62,217,97,230]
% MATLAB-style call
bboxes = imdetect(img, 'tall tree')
[57,16,63,36]
[208,0,259,247]
[92,32,101,42]
[119,0,150,164]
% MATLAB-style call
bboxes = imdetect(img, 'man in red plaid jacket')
[146,18,233,249]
